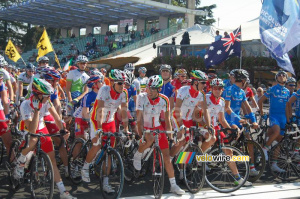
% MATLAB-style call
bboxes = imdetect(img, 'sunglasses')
[116,82,125,85]
[40,61,49,64]
[213,87,223,90]
[28,70,34,72]
[277,74,286,77]
[161,70,170,73]
[288,84,296,87]
[200,82,206,84]
[257,91,262,93]
[149,87,159,91]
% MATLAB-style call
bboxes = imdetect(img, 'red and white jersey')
[91,85,128,123]
[177,86,205,121]
[137,93,169,128]
[245,87,254,100]
[205,94,225,126]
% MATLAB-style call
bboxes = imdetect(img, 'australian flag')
[204,27,241,68]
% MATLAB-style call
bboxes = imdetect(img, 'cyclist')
[37,56,51,68]
[171,68,187,90]
[258,71,289,172]
[16,78,76,199]
[0,56,14,102]
[137,67,148,93]
[17,63,35,104]
[205,69,218,93]
[195,78,253,186]
[6,64,17,94]
[100,68,111,86]
[66,55,90,114]
[81,69,128,193]
[286,77,297,98]
[0,72,12,159]
[224,69,259,176]
[171,70,212,179]
[243,78,259,111]
[124,63,140,94]
[133,75,185,195]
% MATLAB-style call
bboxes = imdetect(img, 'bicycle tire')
[269,140,300,181]
[6,140,21,192]
[235,140,266,182]
[152,146,164,199]
[98,148,124,199]
[30,151,54,199]
[183,144,205,193]
[205,146,250,193]
[68,138,88,185]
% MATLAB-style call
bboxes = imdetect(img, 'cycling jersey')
[264,84,290,115]
[127,85,137,112]
[9,73,16,83]
[137,77,148,93]
[66,69,90,99]
[137,93,169,128]
[73,90,97,119]
[20,97,53,130]
[133,79,140,93]
[206,94,225,126]
[171,79,182,90]
[224,84,246,116]
[0,68,11,82]
[0,83,4,110]
[160,81,175,98]
[245,87,254,100]
[223,79,232,90]
[292,89,300,117]
[18,72,32,89]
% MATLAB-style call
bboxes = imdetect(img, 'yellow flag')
[5,40,21,62]
[54,54,61,69]
[36,29,53,61]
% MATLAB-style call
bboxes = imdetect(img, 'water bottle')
[25,151,34,169]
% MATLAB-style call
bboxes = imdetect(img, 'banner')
[120,19,133,27]
[5,40,21,62]
[259,0,300,57]
[36,29,53,61]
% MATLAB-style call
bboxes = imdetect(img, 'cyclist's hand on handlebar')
[251,122,258,129]
[239,119,246,124]
[60,129,70,140]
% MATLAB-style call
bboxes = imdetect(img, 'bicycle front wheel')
[152,146,164,199]
[205,146,250,193]
[6,140,21,192]
[30,151,54,199]
[183,144,205,193]
[98,148,124,199]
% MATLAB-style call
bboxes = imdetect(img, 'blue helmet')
[87,75,102,88]
[43,69,61,80]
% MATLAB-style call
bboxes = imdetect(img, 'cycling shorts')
[225,114,242,128]
[214,126,227,143]
[44,115,59,135]
[269,114,286,136]
[90,119,116,147]
[0,110,8,136]
[115,110,136,129]
[75,118,89,136]
[144,125,169,150]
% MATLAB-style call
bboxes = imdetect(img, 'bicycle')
[205,127,250,193]
[6,132,66,199]
[268,123,300,181]
[68,131,124,199]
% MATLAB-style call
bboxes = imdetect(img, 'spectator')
[71,33,76,38]
[130,31,136,43]
[109,30,113,36]
[106,30,110,36]
[85,41,91,50]
[92,37,97,49]
[56,49,63,55]
[255,87,264,103]
[125,23,129,34]
[108,41,113,52]
[151,27,156,34]
[122,42,126,48]
[112,42,118,50]
[224,32,229,38]
[118,35,123,48]
[104,35,108,45]
[215,30,222,41]
[87,32,94,37]
[69,44,77,50]
[140,29,145,40]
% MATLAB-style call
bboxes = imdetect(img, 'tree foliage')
[195,4,216,25]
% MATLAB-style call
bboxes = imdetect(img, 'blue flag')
[204,27,241,68]
[259,0,300,57]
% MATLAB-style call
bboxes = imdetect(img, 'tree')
[195,4,216,25]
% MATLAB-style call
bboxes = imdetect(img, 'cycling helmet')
[232,69,249,81]
[210,78,224,87]
[76,55,88,64]
[38,56,49,63]
[86,75,103,88]
[286,77,296,83]
[275,70,288,81]
[159,64,172,73]
[173,72,178,79]
[147,75,163,88]
[229,69,239,76]
[190,70,208,81]
[8,64,13,68]
[90,69,102,76]
[138,67,147,73]
[3,61,8,67]
[32,78,54,96]
[0,71,4,80]
[124,63,135,71]
[177,69,187,76]
[43,70,61,81]
[109,69,126,82]
[246,78,250,84]
[124,69,135,85]
[26,63,35,71]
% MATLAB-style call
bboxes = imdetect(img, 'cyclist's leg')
[72,118,87,158]
[266,115,281,147]
[84,119,101,163]
[127,110,138,134]
[0,113,11,156]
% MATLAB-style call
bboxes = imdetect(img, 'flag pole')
[239,25,242,69]
[20,56,27,66]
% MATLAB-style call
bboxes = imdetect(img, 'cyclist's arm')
[249,96,258,108]
[75,85,89,101]
[218,112,231,129]
[199,100,211,128]
[1,88,9,115]
[169,96,174,111]
[57,83,66,100]
[49,105,64,130]
[12,81,17,95]
[286,95,296,123]
[96,99,104,129]
[17,81,23,101]
[23,109,39,134]
[82,107,89,120]
[53,97,62,119]
[133,95,137,109]
[174,98,183,127]
[6,80,14,101]
[164,109,172,139]
[66,80,72,102]
[136,110,143,137]
[224,100,233,115]
[241,100,252,115]
[258,95,267,115]
[121,102,128,132]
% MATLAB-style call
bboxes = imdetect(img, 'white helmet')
[147,75,163,88]
[76,55,88,64]
[38,56,49,63]
[109,69,127,82]
[124,69,135,85]
[159,64,172,73]
[124,63,135,71]
[210,78,224,87]
[138,67,147,73]
[286,77,296,83]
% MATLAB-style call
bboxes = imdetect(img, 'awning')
[254,70,292,80]
[88,56,139,69]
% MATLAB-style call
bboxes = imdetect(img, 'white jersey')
[0,68,11,82]
[177,86,205,121]
[20,99,53,130]
[133,79,140,93]
[137,77,148,93]
[18,72,32,89]
[95,85,128,123]
[137,93,169,128]
[205,94,225,126]
[66,69,89,93]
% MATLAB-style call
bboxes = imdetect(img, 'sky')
[200,0,263,29]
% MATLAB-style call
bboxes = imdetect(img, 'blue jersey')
[160,82,175,98]
[224,84,246,116]
[292,89,300,117]
[127,85,137,99]
[127,85,137,112]
[0,83,4,92]
[81,91,97,109]
[264,84,290,115]
[50,89,58,102]
[223,79,232,90]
